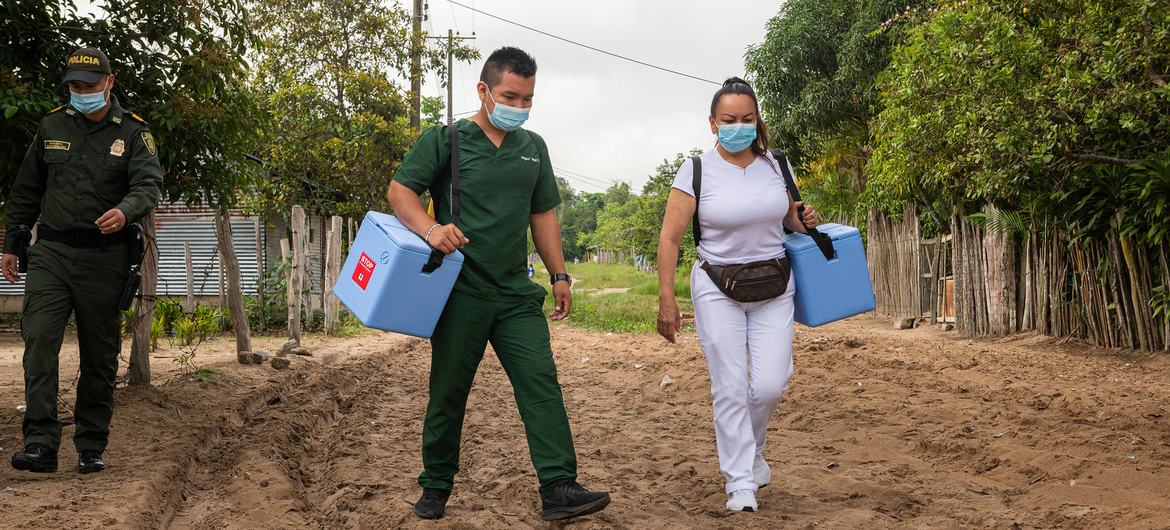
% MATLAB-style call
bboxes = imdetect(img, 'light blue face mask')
[486,90,530,132]
[69,81,110,115]
[717,123,757,153]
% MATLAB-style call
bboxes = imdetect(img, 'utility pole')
[410,0,424,131]
[430,30,475,125]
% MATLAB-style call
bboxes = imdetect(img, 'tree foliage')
[746,0,933,226]
[869,0,1170,245]
[1,0,262,209]
[584,153,697,266]
[248,0,478,219]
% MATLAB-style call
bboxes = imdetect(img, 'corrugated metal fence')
[155,213,264,296]
[0,205,266,298]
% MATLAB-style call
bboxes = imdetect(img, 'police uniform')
[4,48,162,473]
[394,118,579,497]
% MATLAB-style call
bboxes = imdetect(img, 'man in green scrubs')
[388,47,610,522]
[3,47,162,474]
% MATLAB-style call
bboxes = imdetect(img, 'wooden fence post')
[184,242,195,313]
[216,210,252,356]
[255,217,265,331]
[287,206,305,344]
[129,212,157,386]
[324,215,343,334]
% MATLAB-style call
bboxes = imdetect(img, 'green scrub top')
[394,119,561,301]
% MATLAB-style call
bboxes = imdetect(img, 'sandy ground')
[0,317,1168,529]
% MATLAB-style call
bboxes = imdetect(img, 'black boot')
[412,488,450,519]
[11,443,58,473]
[540,481,611,521]
[79,450,106,474]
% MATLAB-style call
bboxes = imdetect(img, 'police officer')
[2,47,162,474]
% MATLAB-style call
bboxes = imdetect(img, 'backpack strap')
[449,122,461,225]
[771,149,835,261]
[422,123,462,274]
[690,155,702,246]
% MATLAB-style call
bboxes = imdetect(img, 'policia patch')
[44,140,71,151]
[141,131,156,156]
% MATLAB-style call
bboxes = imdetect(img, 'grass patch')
[195,367,219,389]
[539,263,693,334]
[562,262,649,289]
[628,277,691,298]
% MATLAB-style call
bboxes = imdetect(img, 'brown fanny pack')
[701,257,791,303]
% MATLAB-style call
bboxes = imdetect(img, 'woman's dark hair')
[710,76,772,160]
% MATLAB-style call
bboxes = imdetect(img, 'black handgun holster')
[118,224,145,311]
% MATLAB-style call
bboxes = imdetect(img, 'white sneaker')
[753,454,771,488]
[726,489,759,512]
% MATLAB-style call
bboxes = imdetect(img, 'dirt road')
[1,318,1168,529]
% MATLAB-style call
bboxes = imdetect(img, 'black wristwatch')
[550,273,572,286]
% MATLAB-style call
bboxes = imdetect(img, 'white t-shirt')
[672,149,791,265]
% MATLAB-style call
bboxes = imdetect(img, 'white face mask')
[69,78,111,114]
[485,90,530,132]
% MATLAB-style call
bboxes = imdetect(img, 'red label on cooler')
[353,252,376,290]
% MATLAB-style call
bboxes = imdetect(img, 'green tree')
[249,0,477,219]
[583,153,698,266]
[1,0,262,208]
[745,0,934,226]
[561,190,604,260]
[869,0,1170,233]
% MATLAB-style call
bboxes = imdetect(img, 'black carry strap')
[691,155,702,245]
[771,149,835,261]
[422,123,462,274]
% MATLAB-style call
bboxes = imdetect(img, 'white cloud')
[424,0,781,191]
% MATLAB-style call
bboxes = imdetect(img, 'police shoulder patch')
[141,131,157,156]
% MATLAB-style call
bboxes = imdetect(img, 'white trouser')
[691,262,796,493]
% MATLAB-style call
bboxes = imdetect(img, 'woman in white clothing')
[656,77,819,513]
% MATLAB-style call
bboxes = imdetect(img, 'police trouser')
[419,290,578,497]
[21,240,128,453]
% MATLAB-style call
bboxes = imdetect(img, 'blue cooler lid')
[783,223,860,253]
[365,211,465,264]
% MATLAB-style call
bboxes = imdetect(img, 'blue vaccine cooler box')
[783,223,876,327]
[333,211,464,338]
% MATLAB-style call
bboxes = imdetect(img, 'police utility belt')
[36,224,146,311]
[37,225,134,248]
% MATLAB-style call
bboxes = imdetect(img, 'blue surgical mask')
[69,82,110,115]
[717,123,757,153]
[486,90,529,132]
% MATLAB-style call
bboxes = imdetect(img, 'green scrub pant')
[21,240,128,453]
[419,290,577,497]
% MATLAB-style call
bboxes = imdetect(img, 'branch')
[1063,153,1143,166]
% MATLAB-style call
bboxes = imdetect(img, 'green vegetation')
[747,0,931,227]
[537,263,693,334]
[745,0,1169,348]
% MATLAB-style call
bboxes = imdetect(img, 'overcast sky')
[423,0,782,193]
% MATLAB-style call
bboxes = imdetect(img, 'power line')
[555,166,617,186]
[555,169,611,188]
[553,166,619,189]
[444,0,721,86]
[559,174,611,192]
